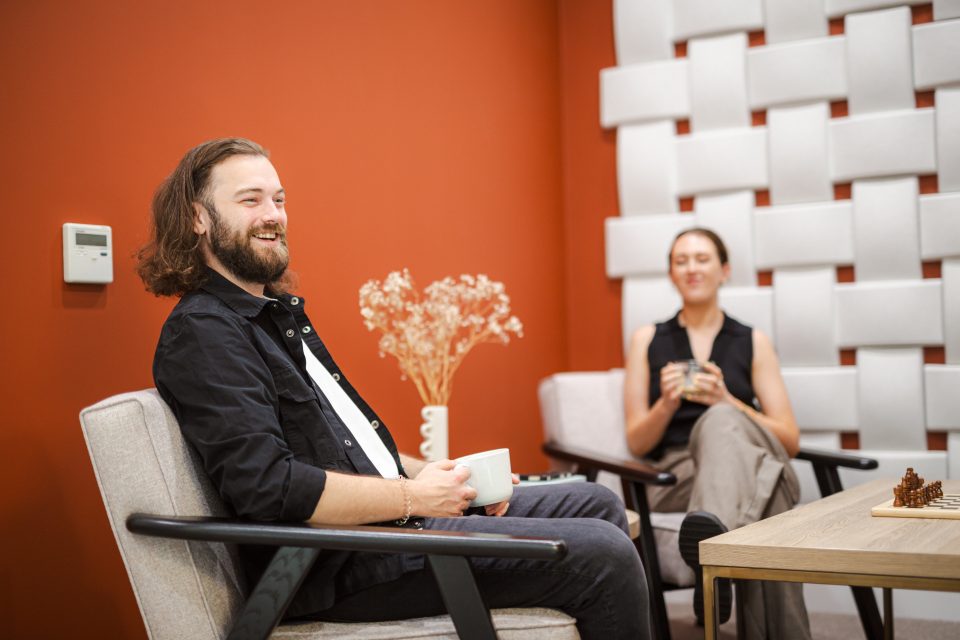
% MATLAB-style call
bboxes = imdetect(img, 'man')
[139,138,650,639]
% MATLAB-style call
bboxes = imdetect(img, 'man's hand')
[484,473,521,517]
[408,460,478,517]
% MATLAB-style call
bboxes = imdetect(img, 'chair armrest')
[795,447,878,471]
[126,514,566,560]
[542,441,676,486]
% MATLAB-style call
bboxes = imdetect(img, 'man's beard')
[206,203,290,285]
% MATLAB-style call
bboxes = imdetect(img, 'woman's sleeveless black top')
[646,312,756,459]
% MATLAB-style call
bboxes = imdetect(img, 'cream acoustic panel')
[838,450,948,487]
[857,347,927,450]
[754,202,854,269]
[852,177,922,281]
[688,33,750,132]
[829,109,937,182]
[718,287,774,342]
[912,19,960,90]
[766,102,833,205]
[951,432,960,479]
[672,0,763,42]
[622,276,682,354]
[601,60,690,128]
[694,191,756,286]
[747,38,847,109]
[613,0,674,65]
[825,0,927,19]
[935,0,960,20]
[919,193,960,260]
[605,214,692,278]
[944,259,960,363]
[794,432,842,504]
[762,0,829,44]
[782,367,858,429]
[924,365,960,429]
[774,268,839,366]
[675,128,769,195]
[936,87,960,192]
[844,7,915,115]
[618,122,679,215]
[835,280,944,347]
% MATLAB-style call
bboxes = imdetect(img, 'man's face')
[196,155,289,287]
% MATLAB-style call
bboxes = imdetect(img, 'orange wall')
[0,1,619,637]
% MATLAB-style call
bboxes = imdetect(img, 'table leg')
[883,588,894,640]
[703,566,717,640]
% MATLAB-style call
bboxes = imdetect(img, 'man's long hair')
[137,137,293,297]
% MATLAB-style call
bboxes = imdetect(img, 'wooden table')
[700,478,960,639]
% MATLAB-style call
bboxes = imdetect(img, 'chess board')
[871,494,960,520]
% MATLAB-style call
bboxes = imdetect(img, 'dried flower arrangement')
[359,269,523,406]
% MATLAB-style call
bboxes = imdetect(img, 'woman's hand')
[659,362,685,410]
[484,474,521,517]
[684,361,731,406]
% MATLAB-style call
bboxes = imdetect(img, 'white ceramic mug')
[455,448,513,507]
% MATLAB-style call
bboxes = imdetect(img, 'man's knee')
[573,482,629,529]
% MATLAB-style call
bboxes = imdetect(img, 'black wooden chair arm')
[795,447,878,471]
[542,441,677,486]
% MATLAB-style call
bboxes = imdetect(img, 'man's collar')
[199,267,276,318]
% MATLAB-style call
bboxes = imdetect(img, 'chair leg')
[227,546,321,640]
[623,479,672,640]
[428,554,498,640]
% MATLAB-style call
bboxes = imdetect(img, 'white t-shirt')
[301,340,400,479]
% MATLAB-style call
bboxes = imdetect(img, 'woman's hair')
[136,138,268,297]
[667,227,729,269]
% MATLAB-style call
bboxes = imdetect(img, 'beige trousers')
[647,404,812,640]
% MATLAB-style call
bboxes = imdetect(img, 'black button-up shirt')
[153,269,418,616]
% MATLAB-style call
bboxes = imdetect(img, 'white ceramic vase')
[419,405,449,461]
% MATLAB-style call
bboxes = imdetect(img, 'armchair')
[538,370,882,640]
[80,390,578,640]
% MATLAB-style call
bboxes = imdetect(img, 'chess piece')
[893,486,903,507]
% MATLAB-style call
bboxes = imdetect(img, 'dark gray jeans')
[315,482,651,639]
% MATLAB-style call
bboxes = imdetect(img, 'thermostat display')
[63,223,113,284]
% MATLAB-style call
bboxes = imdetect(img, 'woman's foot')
[679,511,732,625]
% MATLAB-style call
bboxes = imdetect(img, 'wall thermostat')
[63,223,113,284]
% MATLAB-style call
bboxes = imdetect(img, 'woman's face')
[668,232,730,304]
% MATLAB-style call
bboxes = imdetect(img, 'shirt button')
[285,329,295,338]
[344,439,352,447]
[415,521,424,530]
[290,297,300,305]
[332,373,341,382]
[271,303,279,310]
[302,326,312,334]
[371,420,379,429]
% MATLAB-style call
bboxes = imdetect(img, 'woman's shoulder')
[629,323,657,349]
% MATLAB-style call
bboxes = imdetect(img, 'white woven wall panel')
[762,0,829,44]
[605,215,692,277]
[826,0,926,20]
[688,34,749,132]
[622,276,682,354]
[920,193,960,259]
[794,432,842,504]
[935,0,960,20]
[754,202,855,269]
[944,259,960,363]
[613,0,674,65]
[618,122,679,215]
[857,347,927,450]
[835,280,944,346]
[766,102,833,205]
[773,267,839,365]
[718,287,775,341]
[852,177,922,281]
[676,128,769,195]
[838,450,948,486]
[782,367,858,429]
[694,191,756,286]
[951,432,960,479]
[925,365,960,429]
[672,0,763,42]
[913,20,960,90]
[601,60,690,128]
[936,87,960,192]
[829,109,937,182]
[845,7,915,115]
[747,38,847,109]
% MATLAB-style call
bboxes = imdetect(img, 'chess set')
[871,468,960,520]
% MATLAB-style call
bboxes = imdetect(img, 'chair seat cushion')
[273,607,578,639]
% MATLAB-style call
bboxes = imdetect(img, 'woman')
[623,228,810,640]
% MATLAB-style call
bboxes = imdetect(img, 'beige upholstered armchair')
[80,389,579,640]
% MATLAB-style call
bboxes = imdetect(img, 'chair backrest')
[80,389,246,640]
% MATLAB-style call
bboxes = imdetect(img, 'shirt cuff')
[281,461,327,521]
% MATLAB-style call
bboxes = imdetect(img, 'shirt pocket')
[273,367,345,465]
